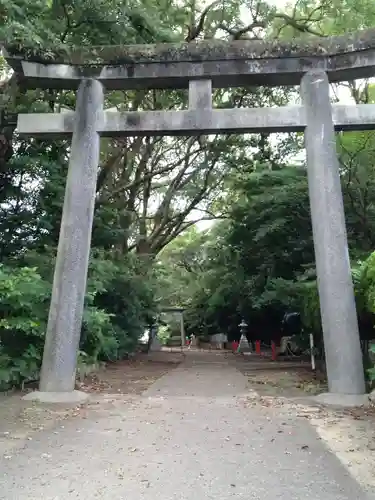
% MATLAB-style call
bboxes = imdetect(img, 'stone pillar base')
[312,392,370,408]
[23,390,89,404]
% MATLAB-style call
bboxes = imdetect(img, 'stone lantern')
[238,319,248,336]
[238,319,250,353]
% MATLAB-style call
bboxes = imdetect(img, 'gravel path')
[0,351,372,499]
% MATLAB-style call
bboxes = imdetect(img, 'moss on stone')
[4,28,375,66]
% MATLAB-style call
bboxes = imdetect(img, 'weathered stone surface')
[16,104,375,138]
[23,390,89,404]
[189,80,212,109]
[4,28,375,64]
[150,336,162,352]
[4,28,375,89]
[301,70,366,396]
[238,334,251,353]
[190,335,198,348]
[312,392,370,408]
[39,79,104,393]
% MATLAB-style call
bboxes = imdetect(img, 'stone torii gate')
[5,29,375,404]
[159,308,186,348]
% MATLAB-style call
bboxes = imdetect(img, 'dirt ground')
[0,350,184,455]
[77,350,183,394]
[234,354,328,397]
[232,351,375,493]
[1,348,375,492]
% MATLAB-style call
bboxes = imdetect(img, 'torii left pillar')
[24,79,103,403]
[180,312,186,347]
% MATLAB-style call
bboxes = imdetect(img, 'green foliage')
[157,325,171,345]
[178,167,315,339]
[81,252,156,362]
[176,155,375,361]
[92,257,156,358]
[356,253,375,314]
[352,253,375,382]
[0,265,49,389]
[0,252,156,390]
[368,344,375,382]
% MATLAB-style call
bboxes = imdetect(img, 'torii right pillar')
[301,69,366,403]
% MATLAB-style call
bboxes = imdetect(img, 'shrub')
[90,253,156,358]
[368,344,375,384]
[0,264,117,390]
[158,325,171,345]
[0,265,49,389]
[0,254,157,390]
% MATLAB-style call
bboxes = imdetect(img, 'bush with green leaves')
[353,253,375,383]
[0,251,157,390]
[89,253,156,358]
[0,264,115,390]
[368,344,375,383]
[157,325,171,345]
[355,253,375,314]
[0,265,49,389]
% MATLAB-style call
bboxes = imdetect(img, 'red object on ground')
[232,341,239,352]
[255,340,261,354]
[271,341,277,361]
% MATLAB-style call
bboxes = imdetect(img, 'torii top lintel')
[4,28,375,90]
